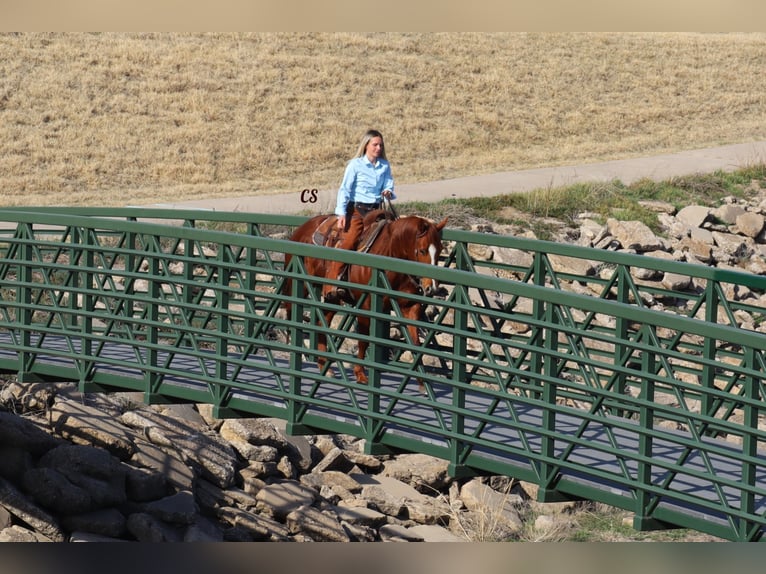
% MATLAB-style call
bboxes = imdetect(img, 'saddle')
[312,209,394,252]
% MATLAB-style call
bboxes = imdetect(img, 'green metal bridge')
[1,206,766,541]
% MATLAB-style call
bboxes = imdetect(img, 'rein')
[383,197,399,220]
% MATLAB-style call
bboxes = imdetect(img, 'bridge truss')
[1,207,766,541]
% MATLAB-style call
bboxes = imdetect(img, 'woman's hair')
[354,129,386,160]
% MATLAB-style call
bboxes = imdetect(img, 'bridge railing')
[0,207,765,541]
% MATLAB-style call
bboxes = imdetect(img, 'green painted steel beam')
[1,207,766,541]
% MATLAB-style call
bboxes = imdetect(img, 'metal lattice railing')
[1,206,766,541]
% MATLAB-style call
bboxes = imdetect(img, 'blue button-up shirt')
[334,156,396,216]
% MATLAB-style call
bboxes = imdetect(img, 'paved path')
[147,140,766,215]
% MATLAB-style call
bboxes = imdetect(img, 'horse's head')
[403,216,448,297]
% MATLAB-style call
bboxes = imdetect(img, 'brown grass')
[1,32,765,207]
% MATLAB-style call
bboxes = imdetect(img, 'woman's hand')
[336,215,346,229]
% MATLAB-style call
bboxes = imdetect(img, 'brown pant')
[326,210,364,281]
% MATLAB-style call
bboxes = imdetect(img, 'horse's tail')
[280,252,292,296]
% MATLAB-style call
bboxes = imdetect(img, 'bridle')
[377,204,441,297]
[408,223,442,296]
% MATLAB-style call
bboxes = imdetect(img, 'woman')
[323,129,396,303]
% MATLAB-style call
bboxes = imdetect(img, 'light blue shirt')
[335,156,396,216]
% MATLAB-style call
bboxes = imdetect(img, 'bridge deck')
[1,332,762,538]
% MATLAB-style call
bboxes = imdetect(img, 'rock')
[607,218,663,252]
[401,495,452,525]
[215,506,292,541]
[50,397,136,460]
[69,531,129,542]
[578,219,607,246]
[125,512,184,542]
[183,516,225,542]
[267,419,318,473]
[0,525,53,542]
[493,246,535,269]
[124,464,168,502]
[60,508,127,539]
[459,478,524,536]
[312,447,357,474]
[219,417,291,451]
[712,230,753,261]
[229,441,279,462]
[353,473,449,524]
[0,445,34,483]
[378,523,424,542]
[735,212,765,238]
[0,411,63,456]
[0,382,58,413]
[241,460,281,481]
[169,432,239,489]
[662,272,692,291]
[130,439,195,492]
[638,200,676,214]
[408,524,466,542]
[679,233,714,263]
[144,490,198,525]
[712,204,746,224]
[122,409,239,488]
[24,444,127,514]
[0,476,66,542]
[333,503,388,528]
[21,466,94,515]
[381,453,452,493]
[342,450,385,473]
[547,254,596,277]
[300,470,364,493]
[255,480,318,520]
[194,478,256,515]
[340,520,378,542]
[676,205,710,228]
[286,504,352,542]
[0,506,11,530]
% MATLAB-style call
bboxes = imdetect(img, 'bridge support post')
[286,274,307,432]
[449,286,469,475]
[447,463,479,480]
[362,269,386,450]
[632,515,677,532]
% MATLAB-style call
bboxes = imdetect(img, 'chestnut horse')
[282,209,448,387]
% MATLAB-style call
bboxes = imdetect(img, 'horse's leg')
[354,313,370,384]
[280,268,293,344]
[402,303,426,395]
[316,308,337,377]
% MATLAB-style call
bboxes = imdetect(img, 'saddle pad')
[312,215,341,247]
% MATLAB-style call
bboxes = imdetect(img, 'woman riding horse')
[323,129,396,304]
[284,211,448,388]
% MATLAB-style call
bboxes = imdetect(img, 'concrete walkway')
[147,140,766,215]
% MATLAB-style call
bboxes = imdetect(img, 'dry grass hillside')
[1,32,765,207]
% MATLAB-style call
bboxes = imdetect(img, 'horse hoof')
[317,361,335,378]
[323,288,346,304]
[323,290,338,303]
